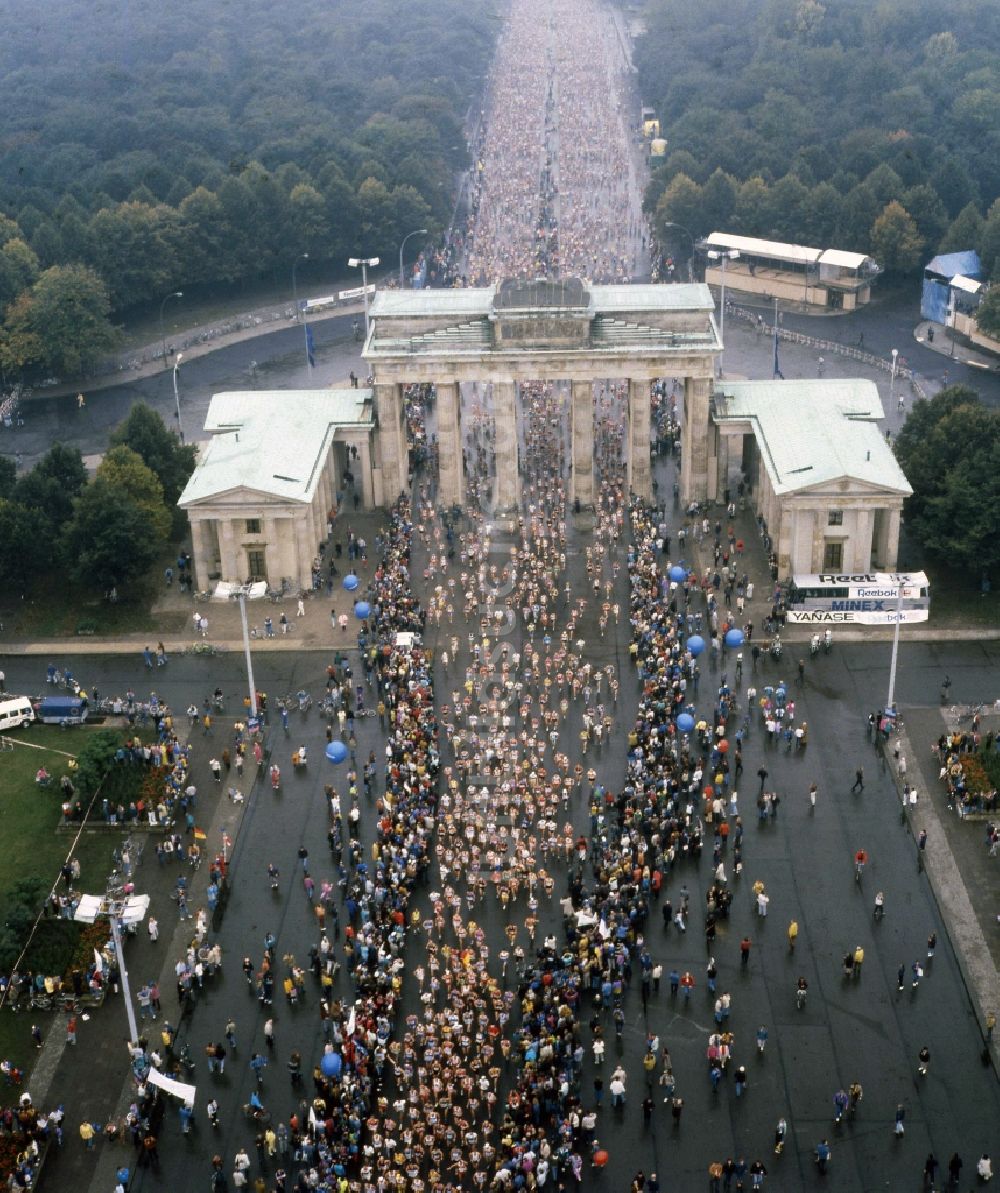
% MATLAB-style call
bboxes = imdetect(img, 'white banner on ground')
[147,1067,196,1106]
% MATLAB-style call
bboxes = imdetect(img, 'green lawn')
[0,553,191,641]
[0,1013,42,1092]
[0,586,159,638]
[0,726,120,1077]
[897,525,1000,630]
[925,561,1000,629]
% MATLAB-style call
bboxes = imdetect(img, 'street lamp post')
[661,222,696,282]
[74,892,149,1045]
[159,291,183,368]
[292,253,311,371]
[348,257,380,339]
[888,347,899,411]
[231,585,259,720]
[398,228,428,288]
[706,250,740,376]
[886,579,904,716]
[172,353,184,443]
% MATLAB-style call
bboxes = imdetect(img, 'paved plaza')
[4,423,999,1192]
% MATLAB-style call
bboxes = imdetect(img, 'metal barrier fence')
[92,307,302,378]
[727,303,929,400]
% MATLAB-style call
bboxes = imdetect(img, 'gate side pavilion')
[712,380,911,575]
[179,390,375,591]
[362,279,721,511]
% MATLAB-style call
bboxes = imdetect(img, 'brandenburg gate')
[363,278,720,509]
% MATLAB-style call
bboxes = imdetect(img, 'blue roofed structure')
[921,250,982,323]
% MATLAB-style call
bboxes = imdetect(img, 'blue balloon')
[725,628,745,648]
[325,741,348,764]
[342,574,359,591]
[320,1051,342,1078]
[676,712,695,733]
[687,635,705,656]
[354,601,371,620]
[669,565,687,583]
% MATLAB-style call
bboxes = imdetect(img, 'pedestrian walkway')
[913,319,1000,375]
[897,705,1000,1065]
[27,299,366,405]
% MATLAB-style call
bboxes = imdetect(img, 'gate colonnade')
[363,279,721,510]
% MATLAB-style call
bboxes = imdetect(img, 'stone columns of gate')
[571,379,595,509]
[493,380,519,512]
[714,429,731,503]
[357,435,375,509]
[374,382,406,505]
[680,376,712,505]
[436,381,464,508]
[627,378,652,501]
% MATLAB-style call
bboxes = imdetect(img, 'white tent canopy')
[704,232,821,266]
[212,580,267,600]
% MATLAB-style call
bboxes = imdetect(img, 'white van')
[0,697,35,730]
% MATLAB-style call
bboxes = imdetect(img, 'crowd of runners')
[463,0,646,284]
[5,373,996,1190]
[2,0,997,1187]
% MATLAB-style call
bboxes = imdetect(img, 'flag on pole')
[305,325,316,368]
[193,827,207,841]
[773,328,784,380]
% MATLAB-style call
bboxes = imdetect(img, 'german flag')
[193,828,207,841]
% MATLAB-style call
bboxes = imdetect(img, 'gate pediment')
[493,277,592,347]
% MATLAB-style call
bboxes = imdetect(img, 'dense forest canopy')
[636,0,1000,281]
[0,0,496,368]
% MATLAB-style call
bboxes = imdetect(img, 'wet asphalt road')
[779,294,1000,405]
[5,314,367,470]
[5,568,1000,1191]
